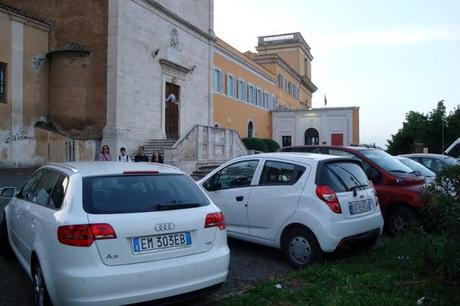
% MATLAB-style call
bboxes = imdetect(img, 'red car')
[279,146,427,235]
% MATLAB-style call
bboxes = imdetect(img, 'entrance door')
[165,82,179,139]
[331,133,344,146]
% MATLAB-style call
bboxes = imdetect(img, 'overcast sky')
[214,0,460,147]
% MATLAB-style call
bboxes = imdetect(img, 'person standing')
[151,150,163,164]
[134,146,149,162]
[118,147,131,162]
[99,145,112,161]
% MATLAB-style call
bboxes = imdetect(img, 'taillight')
[316,185,342,214]
[58,223,116,247]
[205,212,226,230]
[369,181,379,206]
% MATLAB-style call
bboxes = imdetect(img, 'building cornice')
[142,0,216,42]
[214,43,277,85]
[0,2,52,31]
[254,54,317,93]
[273,106,359,113]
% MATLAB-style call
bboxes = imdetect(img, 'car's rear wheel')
[387,206,417,235]
[0,214,13,258]
[32,260,52,306]
[282,227,322,269]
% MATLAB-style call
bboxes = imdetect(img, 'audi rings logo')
[155,222,175,231]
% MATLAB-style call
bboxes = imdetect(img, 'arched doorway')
[248,121,254,138]
[305,128,319,145]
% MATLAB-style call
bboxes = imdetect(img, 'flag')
[324,94,327,106]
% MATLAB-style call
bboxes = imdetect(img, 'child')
[118,147,130,162]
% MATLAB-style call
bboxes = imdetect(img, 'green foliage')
[262,138,280,152]
[387,101,460,154]
[242,137,268,152]
[224,232,460,306]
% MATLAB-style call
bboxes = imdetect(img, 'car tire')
[0,214,13,258]
[282,227,322,269]
[387,206,417,236]
[32,260,52,306]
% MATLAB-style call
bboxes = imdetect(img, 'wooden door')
[165,82,179,139]
[331,133,344,146]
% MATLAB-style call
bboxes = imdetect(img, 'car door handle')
[236,196,244,202]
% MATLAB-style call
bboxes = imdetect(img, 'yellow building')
[213,32,318,139]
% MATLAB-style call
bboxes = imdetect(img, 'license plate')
[349,199,371,215]
[132,232,192,253]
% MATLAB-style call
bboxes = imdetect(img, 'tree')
[387,101,459,154]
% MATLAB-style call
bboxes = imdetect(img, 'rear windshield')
[83,174,209,214]
[318,162,369,193]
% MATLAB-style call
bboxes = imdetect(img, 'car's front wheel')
[387,206,417,235]
[32,260,52,306]
[282,227,322,269]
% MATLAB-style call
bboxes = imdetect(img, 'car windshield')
[398,158,435,177]
[360,149,413,174]
[83,174,209,214]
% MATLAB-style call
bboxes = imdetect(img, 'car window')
[204,160,259,191]
[421,158,445,174]
[360,149,412,174]
[318,161,370,193]
[259,160,305,185]
[19,170,45,202]
[398,158,435,177]
[447,143,460,158]
[50,175,69,209]
[328,149,355,157]
[361,159,382,183]
[83,174,209,214]
[32,170,61,206]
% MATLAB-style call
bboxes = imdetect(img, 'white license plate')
[349,200,371,215]
[132,232,192,253]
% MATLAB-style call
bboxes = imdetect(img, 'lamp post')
[439,99,445,151]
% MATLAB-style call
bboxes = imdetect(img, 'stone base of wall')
[0,124,98,168]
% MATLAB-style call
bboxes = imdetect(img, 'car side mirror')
[0,187,16,199]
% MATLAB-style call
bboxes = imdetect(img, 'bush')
[262,138,280,152]
[242,137,268,152]
[418,165,460,280]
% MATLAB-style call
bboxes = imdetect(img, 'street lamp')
[439,99,445,151]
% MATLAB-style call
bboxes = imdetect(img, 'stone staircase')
[140,139,177,161]
[190,162,224,181]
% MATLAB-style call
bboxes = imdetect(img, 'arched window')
[248,121,254,138]
[305,128,319,145]
[214,123,220,128]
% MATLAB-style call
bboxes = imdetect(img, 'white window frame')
[237,78,247,101]
[248,84,255,104]
[226,74,235,97]
[256,88,262,107]
[213,68,223,93]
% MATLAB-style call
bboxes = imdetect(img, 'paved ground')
[0,168,383,305]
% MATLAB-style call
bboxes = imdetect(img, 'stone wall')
[103,0,214,155]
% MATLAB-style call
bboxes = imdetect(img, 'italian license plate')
[349,199,371,215]
[132,232,192,253]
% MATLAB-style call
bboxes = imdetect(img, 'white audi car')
[199,153,384,268]
[0,162,229,306]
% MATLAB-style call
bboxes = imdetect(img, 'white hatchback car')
[199,153,384,268]
[1,162,229,306]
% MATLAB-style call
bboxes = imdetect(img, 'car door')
[9,170,45,262]
[22,170,65,259]
[202,160,260,236]
[247,160,309,241]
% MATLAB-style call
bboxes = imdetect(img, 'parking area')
[0,168,384,305]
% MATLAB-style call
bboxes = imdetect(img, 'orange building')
[213,32,318,139]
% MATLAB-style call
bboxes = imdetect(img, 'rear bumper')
[46,245,229,306]
[335,228,381,250]
[316,210,384,252]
